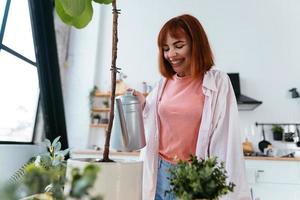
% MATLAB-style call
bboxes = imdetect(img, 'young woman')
[133,14,250,200]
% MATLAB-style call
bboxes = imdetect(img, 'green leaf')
[61,148,70,156]
[55,0,74,24]
[59,0,86,17]
[43,139,51,148]
[52,159,60,166]
[52,136,61,146]
[93,0,112,4]
[55,0,94,29]
[54,141,62,152]
[71,2,94,29]
[70,165,100,198]
[168,155,235,199]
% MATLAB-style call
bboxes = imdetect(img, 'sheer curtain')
[54,12,70,91]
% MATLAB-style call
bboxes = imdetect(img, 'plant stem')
[101,0,118,162]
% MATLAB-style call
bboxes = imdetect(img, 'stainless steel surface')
[111,91,146,151]
[116,98,129,147]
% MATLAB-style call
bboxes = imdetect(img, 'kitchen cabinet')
[245,158,300,200]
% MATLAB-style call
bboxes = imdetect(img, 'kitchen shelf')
[94,91,124,97]
[92,108,110,112]
[90,90,148,129]
[90,124,108,128]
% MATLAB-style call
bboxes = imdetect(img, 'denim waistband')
[158,156,177,169]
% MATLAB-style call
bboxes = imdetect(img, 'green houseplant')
[0,137,101,200]
[55,1,143,199]
[168,155,235,200]
[271,125,284,141]
[55,0,118,162]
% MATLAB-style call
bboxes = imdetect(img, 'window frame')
[0,0,68,149]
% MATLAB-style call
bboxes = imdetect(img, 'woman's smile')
[163,33,192,77]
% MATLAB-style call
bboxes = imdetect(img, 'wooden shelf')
[92,108,110,112]
[94,91,123,97]
[90,124,108,128]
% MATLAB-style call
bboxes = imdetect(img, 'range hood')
[228,73,262,111]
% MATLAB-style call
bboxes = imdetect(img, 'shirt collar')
[202,68,218,92]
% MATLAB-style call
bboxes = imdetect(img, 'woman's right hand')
[127,88,146,109]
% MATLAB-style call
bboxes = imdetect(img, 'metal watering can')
[111,90,146,151]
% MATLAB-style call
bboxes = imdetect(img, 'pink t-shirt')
[158,74,205,163]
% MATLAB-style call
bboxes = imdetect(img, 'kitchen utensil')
[111,90,146,151]
[284,125,295,142]
[258,125,271,153]
[296,125,300,147]
[242,138,254,155]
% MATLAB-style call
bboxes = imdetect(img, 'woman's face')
[163,33,192,77]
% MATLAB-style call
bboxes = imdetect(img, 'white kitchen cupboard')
[245,158,300,200]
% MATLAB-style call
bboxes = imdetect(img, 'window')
[0,0,38,143]
[0,0,68,148]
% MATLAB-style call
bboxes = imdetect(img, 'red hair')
[157,14,214,79]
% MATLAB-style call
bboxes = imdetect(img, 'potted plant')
[56,0,119,162]
[0,137,101,200]
[168,155,235,200]
[55,0,143,199]
[271,125,284,141]
[89,85,100,121]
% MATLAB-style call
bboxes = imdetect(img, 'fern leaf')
[9,157,36,184]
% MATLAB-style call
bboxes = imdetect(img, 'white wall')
[62,3,105,149]
[65,0,300,151]
[0,145,45,186]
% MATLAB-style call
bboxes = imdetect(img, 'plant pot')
[273,132,283,141]
[65,158,143,200]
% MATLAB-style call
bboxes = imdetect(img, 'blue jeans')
[154,157,177,200]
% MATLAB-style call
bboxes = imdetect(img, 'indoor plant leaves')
[55,0,93,29]
[93,0,113,4]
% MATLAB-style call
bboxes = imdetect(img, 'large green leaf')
[93,0,113,4]
[55,0,94,29]
[60,0,86,17]
[55,0,77,25]
[72,1,93,29]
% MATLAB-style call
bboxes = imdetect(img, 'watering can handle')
[124,89,134,96]
[116,99,129,147]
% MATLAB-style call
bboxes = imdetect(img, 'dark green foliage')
[0,136,102,200]
[9,157,36,184]
[69,165,102,199]
[89,85,99,118]
[1,137,69,199]
[271,125,284,134]
[168,155,235,200]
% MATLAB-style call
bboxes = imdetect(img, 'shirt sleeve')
[209,74,251,200]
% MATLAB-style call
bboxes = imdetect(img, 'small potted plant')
[168,155,235,200]
[271,125,284,141]
[1,137,101,200]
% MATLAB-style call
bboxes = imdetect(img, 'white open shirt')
[140,68,251,200]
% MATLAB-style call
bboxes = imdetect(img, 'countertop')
[71,149,300,161]
[70,149,140,159]
[244,156,300,161]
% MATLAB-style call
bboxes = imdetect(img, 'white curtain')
[53,12,71,91]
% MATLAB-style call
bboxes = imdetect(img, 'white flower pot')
[65,158,143,200]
